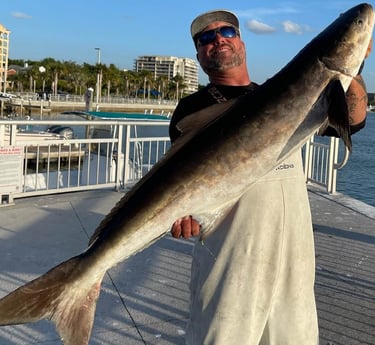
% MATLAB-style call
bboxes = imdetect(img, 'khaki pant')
[186,151,318,345]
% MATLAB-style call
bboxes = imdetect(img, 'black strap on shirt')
[207,86,228,103]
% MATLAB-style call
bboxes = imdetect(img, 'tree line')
[7,57,196,100]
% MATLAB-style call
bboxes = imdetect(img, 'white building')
[134,55,199,94]
[0,23,10,93]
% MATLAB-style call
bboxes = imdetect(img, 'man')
[169,10,371,345]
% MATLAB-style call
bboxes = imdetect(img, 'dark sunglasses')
[196,26,239,46]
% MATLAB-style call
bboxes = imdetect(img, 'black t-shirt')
[169,83,258,142]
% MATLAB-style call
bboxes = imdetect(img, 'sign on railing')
[0,146,23,205]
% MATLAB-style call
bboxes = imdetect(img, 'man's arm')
[347,38,373,129]
[321,39,372,137]
[345,74,368,128]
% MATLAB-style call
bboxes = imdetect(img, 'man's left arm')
[322,39,372,136]
[347,38,373,133]
[345,74,368,134]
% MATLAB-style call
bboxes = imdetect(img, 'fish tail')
[0,255,104,345]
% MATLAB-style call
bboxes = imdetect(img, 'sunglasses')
[196,26,239,46]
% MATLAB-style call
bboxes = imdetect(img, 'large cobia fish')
[0,3,373,345]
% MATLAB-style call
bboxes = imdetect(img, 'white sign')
[0,146,23,194]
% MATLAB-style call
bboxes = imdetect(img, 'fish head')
[320,3,374,86]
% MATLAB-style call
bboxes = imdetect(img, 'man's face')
[195,21,246,74]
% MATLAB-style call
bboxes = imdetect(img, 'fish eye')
[355,18,364,26]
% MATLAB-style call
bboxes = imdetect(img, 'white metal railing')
[0,119,170,202]
[304,134,350,193]
[0,118,348,204]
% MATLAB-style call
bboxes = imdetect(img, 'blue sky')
[2,0,375,91]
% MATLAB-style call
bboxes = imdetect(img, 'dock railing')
[0,119,348,204]
[304,134,350,193]
[0,119,171,204]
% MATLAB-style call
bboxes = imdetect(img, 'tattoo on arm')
[346,76,368,125]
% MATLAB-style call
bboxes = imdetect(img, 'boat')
[60,110,170,149]
[0,123,74,146]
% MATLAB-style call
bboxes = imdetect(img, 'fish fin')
[318,79,352,151]
[0,256,103,345]
[278,79,352,162]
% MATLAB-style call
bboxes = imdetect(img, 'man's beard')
[202,49,244,73]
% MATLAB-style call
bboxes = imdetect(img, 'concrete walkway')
[0,188,373,345]
[309,188,375,345]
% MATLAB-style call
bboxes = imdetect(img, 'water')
[27,111,375,207]
[336,113,375,207]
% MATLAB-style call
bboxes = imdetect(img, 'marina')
[1,1,374,343]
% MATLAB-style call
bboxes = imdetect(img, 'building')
[0,23,10,93]
[134,55,199,94]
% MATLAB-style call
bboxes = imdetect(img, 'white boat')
[0,124,73,146]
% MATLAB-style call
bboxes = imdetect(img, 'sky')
[1,0,375,91]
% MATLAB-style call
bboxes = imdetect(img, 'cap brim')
[191,10,239,39]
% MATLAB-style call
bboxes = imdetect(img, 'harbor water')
[336,112,375,207]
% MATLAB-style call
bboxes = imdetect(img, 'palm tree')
[39,58,58,95]
[81,63,98,91]
[7,57,182,101]
[122,70,138,98]
[61,61,83,94]
[107,64,123,96]
[137,70,153,100]
[172,74,186,101]
[156,75,169,101]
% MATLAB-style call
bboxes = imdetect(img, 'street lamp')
[94,48,102,106]
[39,66,46,94]
[94,47,101,64]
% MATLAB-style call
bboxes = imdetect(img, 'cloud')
[238,5,310,35]
[281,20,310,34]
[11,12,32,19]
[246,20,277,34]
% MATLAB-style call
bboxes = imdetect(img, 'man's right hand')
[171,215,200,239]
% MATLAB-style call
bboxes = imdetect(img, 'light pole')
[95,47,101,64]
[39,66,46,95]
[94,48,102,106]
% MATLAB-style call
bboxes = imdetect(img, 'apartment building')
[0,23,10,93]
[134,55,199,94]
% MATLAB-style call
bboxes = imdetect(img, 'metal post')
[304,135,314,183]
[115,124,124,191]
[95,48,102,106]
[327,137,339,194]
[123,124,131,187]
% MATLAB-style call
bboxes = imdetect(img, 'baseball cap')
[190,10,240,40]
